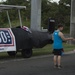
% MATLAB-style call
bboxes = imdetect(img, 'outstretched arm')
[59,32,73,41]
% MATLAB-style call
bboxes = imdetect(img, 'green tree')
[0,0,31,27]
[42,0,58,28]
[0,0,71,32]
[6,0,31,20]
[58,0,71,33]
[59,0,71,5]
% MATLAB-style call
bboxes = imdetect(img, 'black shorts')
[53,49,63,56]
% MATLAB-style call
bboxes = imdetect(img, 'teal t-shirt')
[53,30,63,49]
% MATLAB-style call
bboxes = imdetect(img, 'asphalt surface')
[0,53,75,75]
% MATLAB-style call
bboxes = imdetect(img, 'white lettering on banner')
[0,28,16,52]
[0,48,4,50]
[0,31,7,43]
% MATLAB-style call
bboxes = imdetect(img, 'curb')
[65,50,74,55]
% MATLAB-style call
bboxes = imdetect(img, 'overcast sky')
[51,0,60,3]
[1,0,5,1]
[0,0,60,3]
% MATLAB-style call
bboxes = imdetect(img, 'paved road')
[0,53,75,75]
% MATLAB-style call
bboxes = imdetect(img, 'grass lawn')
[2,20,30,28]
[0,43,75,58]
[32,43,75,56]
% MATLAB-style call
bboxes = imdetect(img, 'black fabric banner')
[11,28,33,50]
[11,27,53,50]
[31,31,53,48]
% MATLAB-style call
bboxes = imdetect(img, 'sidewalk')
[65,50,75,55]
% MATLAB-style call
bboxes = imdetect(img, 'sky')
[0,0,60,3]
[51,0,60,3]
[0,0,6,2]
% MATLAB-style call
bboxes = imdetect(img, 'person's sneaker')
[58,65,62,69]
[54,64,58,68]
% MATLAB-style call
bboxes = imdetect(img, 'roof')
[0,4,26,11]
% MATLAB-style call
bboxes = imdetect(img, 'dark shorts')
[52,49,63,56]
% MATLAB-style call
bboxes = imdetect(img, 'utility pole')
[70,0,75,44]
[31,0,41,31]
